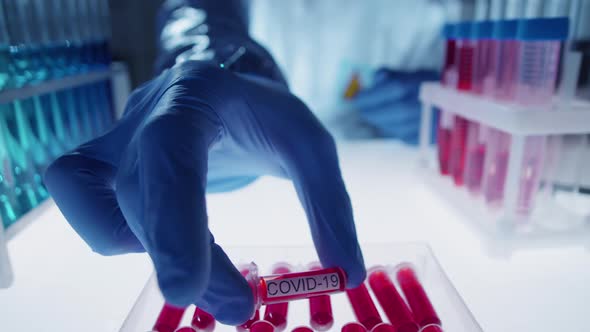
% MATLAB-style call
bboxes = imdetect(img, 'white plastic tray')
[120,243,482,332]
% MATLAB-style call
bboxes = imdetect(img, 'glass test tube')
[367,267,418,332]
[250,320,276,332]
[307,264,337,331]
[291,327,313,332]
[449,22,476,187]
[345,283,382,330]
[192,307,215,332]
[341,322,367,332]
[237,266,260,332]
[512,17,568,217]
[370,323,396,332]
[482,19,520,207]
[395,266,441,329]
[437,23,457,176]
[175,328,197,332]
[464,21,495,194]
[263,263,293,331]
[153,303,186,332]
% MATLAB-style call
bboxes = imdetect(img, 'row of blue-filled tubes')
[0,0,114,229]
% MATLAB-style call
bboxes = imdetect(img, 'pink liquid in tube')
[464,123,487,194]
[291,327,313,332]
[250,320,276,332]
[341,322,368,332]
[307,264,335,331]
[153,303,186,332]
[370,323,396,332]
[345,283,382,330]
[367,268,418,332]
[192,307,215,332]
[482,129,510,207]
[395,266,441,328]
[263,264,293,331]
[420,325,444,332]
[437,24,457,176]
[449,116,469,186]
[175,327,197,332]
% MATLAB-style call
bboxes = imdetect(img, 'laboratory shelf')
[0,63,132,289]
[418,82,590,136]
[120,243,482,332]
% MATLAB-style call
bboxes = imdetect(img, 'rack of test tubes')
[0,0,131,288]
[120,244,482,332]
[418,18,590,251]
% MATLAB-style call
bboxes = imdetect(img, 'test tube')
[482,19,520,207]
[307,263,336,331]
[464,21,495,194]
[263,263,293,331]
[419,325,444,332]
[367,267,418,332]
[449,22,476,187]
[369,323,396,332]
[153,303,186,332]
[437,23,457,176]
[395,266,441,329]
[175,328,197,332]
[191,307,215,332]
[237,265,260,332]
[291,327,313,332]
[250,320,276,332]
[512,17,568,216]
[345,283,382,330]
[341,322,367,332]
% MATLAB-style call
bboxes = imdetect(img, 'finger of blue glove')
[194,240,254,325]
[44,153,144,255]
[131,100,222,307]
[283,127,366,288]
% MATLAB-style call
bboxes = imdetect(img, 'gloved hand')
[350,68,439,144]
[44,61,365,324]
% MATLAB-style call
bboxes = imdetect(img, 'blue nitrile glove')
[44,0,365,326]
[351,68,439,144]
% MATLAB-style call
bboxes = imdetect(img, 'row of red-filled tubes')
[152,263,442,332]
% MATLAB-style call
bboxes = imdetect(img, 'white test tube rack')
[418,81,590,255]
[0,63,132,288]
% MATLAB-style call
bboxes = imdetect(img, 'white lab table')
[1,141,589,332]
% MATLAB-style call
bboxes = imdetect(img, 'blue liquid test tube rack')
[0,0,132,288]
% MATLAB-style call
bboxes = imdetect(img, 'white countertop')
[1,141,589,332]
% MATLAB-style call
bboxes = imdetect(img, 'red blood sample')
[192,307,215,332]
[308,264,334,331]
[395,266,441,328]
[250,320,276,332]
[456,39,475,92]
[291,327,313,332]
[370,323,395,332]
[341,322,367,332]
[175,327,197,332]
[153,303,186,332]
[436,119,453,176]
[345,284,382,330]
[237,266,261,332]
[420,325,444,332]
[449,116,469,186]
[263,264,293,331]
[367,269,418,332]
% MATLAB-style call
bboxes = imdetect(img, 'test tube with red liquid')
[512,17,568,217]
[250,320,276,332]
[395,265,441,329]
[153,303,186,332]
[437,23,458,176]
[263,263,294,331]
[482,19,519,207]
[341,322,367,332]
[291,327,313,332]
[175,327,197,332]
[449,22,476,187]
[307,263,337,331]
[345,283,382,330]
[370,323,396,332]
[237,266,261,332]
[464,21,495,194]
[367,267,419,332]
[192,307,215,332]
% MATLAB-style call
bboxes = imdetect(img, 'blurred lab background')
[1,0,590,331]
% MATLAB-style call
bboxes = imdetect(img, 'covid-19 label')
[262,271,342,299]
